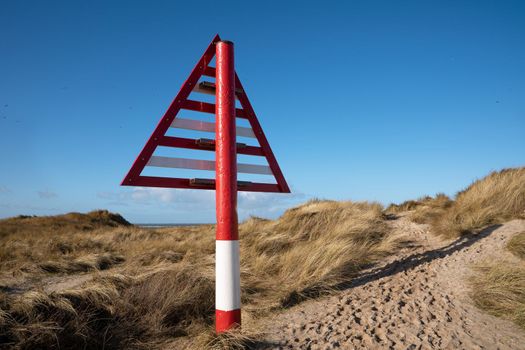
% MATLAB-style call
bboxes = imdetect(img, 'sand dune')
[1,168,524,349]
[260,217,525,349]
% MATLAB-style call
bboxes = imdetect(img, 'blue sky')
[0,0,524,223]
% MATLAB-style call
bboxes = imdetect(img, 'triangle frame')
[121,34,290,193]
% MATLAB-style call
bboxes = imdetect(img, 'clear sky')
[0,0,524,223]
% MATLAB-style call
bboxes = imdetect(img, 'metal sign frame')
[121,34,290,193]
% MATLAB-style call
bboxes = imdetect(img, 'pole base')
[215,309,241,333]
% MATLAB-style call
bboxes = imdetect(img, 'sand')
[259,217,525,349]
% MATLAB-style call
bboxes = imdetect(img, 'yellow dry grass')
[470,261,525,330]
[387,168,525,238]
[0,201,398,349]
[507,231,525,259]
[3,167,523,348]
[386,193,453,224]
[431,168,525,238]
[470,229,525,331]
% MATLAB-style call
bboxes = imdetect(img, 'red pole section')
[215,40,241,333]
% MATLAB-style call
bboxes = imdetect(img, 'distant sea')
[135,223,212,228]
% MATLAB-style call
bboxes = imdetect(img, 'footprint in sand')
[259,218,525,350]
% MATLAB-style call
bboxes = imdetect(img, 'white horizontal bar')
[192,83,240,100]
[146,156,273,175]
[148,156,214,171]
[171,118,256,138]
[238,163,273,175]
[171,118,215,133]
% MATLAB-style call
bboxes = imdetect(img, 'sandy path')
[260,218,525,349]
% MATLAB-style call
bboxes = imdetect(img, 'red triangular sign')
[121,34,290,193]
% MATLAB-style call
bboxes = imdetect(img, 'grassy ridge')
[388,167,525,238]
[431,168,525,238]
[386,193,453,224]
[0,200,398,349]
[0,210,131,238]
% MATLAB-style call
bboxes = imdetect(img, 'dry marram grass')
[470,262,525,330]
[3,167,524,348]
[469,228,525,331]
[507,231,525,259]
[387,168,525,238]
[386,193,453,224]
[431,168,525,238]
[0,201,398,349]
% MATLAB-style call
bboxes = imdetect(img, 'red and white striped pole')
[215,40,241,333]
